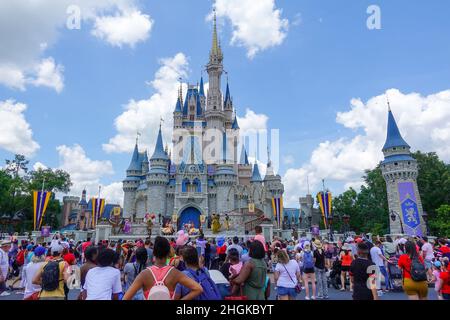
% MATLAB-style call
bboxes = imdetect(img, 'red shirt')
[217,245,227,255]
[439,271,450,294]
[398,254,424,279]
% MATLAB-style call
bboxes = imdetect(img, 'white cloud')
[56,144,123,204]
[92,8,153,48]
[0,1,152,92]
[31,57,64,93]
[283,88,450,206]
[33,162,48,171]
[0,65,26,91]
[212,0,289,58]
[0,100,40,157]
[237,108,269,136]
[103,52,189,153]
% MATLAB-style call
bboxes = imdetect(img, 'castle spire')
[210,10,222,60]
[199,76,205,96]
[383,106,410,151]
[151,124,169,160]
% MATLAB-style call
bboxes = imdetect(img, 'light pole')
[390,210,404,234]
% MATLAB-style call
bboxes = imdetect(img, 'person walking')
[0,240,11,297]
[22,246,46,300]
[370,241,392,293]
[398,240,428,300]
[439,259,450,300]
[274,249,301,300]
[123,247,148,300]
[340,243,354,291]
[299,242,316,300]
[313,239,329,299]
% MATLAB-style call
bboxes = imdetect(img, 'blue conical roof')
[199,77,205,96]
[251,163,262,182]
[174,97,182,113]
[127,143,141,172]
[383,109,410,150]
[240,147,249,165]
[151,126,169,160]
[224,82,231,105]
[232,114,239,129]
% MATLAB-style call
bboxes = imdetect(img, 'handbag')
[24,291,40,300]
[282,264,302,294]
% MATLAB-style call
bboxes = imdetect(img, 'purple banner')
[311,225,320,236]
[397,182,423,237]
[41,226,51,237]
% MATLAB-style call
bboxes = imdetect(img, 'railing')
[244,215,267,233]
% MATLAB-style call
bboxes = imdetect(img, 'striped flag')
[33,191,52,231]
[272,197,283,229]
[317,191,332,228]
[91,197,106,228]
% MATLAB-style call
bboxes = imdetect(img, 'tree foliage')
[0,155,72,232]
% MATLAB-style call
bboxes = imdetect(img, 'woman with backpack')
[274,249,301,300]
[123,236,202,300]
[299,242,316,300]
[398,240,428,300]
[123,247,148,300]
[174,246,221,300]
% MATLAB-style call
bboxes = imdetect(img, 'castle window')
[393,147,396,150]
[408,162,411,165]
[394,162,398,166]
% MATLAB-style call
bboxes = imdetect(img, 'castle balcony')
[177,192,207,201]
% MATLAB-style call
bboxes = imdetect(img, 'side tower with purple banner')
[381,105,426,236]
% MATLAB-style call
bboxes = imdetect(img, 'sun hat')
[0,240,11,247]
[398,238,407,245]
[34,246,46,257]
[314,239,323,249]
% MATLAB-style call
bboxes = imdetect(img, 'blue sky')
[1,0,450,207]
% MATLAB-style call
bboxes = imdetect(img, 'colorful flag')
[317,191,332,228]
[91,198,106,228]
[272,197,283,229]
[33,191,52,231]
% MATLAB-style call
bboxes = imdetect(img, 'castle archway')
[178,206,202,230]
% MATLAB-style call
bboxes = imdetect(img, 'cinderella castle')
[122,15,284,233]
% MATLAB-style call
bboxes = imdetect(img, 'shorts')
[424,260,432,270]
[402,278,428,298]
[341,266,350,272]
[303,267,315,274]
[277,286,297,298]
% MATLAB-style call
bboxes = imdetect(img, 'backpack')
[303,251,314,269]
[16,250,25,266]
[409,256,427,282]
[42,260,62,292]
[186,268,221,300]
[146,266,173,300]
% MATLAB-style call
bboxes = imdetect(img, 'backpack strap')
[148,266,173,284]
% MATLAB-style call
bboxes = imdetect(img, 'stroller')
[328,259,343,289]
[387,256,403,292]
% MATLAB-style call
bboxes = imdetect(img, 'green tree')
[428,205,450,237]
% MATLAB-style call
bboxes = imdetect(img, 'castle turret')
[123,142,141,219]
[263,152,284,220]
[173,85,183,129]
[205,11,225,130]
[224,82,233,128]
[147,125,170,218]
[214,131,236,213]
[238,146,252,185]
[380,105,426,236]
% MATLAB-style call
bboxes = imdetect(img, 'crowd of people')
[0,226,449,301]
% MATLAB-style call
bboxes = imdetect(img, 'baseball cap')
[34,246,46,257]
[51,244,64,254]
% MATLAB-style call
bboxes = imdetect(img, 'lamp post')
[390,210,404,234]
[328,216,334,241]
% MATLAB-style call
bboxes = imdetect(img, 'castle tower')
[380,106,426,236]
[205,11,225,130]
[173,85,183,129]
[214,131,236,213]
[224,82,234,129]
[147,125,170,218]
[264,153,284,220]
[123,142,141,219]
[238,146,252,185]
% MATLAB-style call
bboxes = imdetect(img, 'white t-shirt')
[421,242,434,260]
[275,260,300,288]
[23,261,44,299]
[84,266,122,300]
[370,246,384,267]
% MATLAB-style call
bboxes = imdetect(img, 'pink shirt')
[254,234,267,251]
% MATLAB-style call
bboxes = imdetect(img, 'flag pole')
[95,185,101,228]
